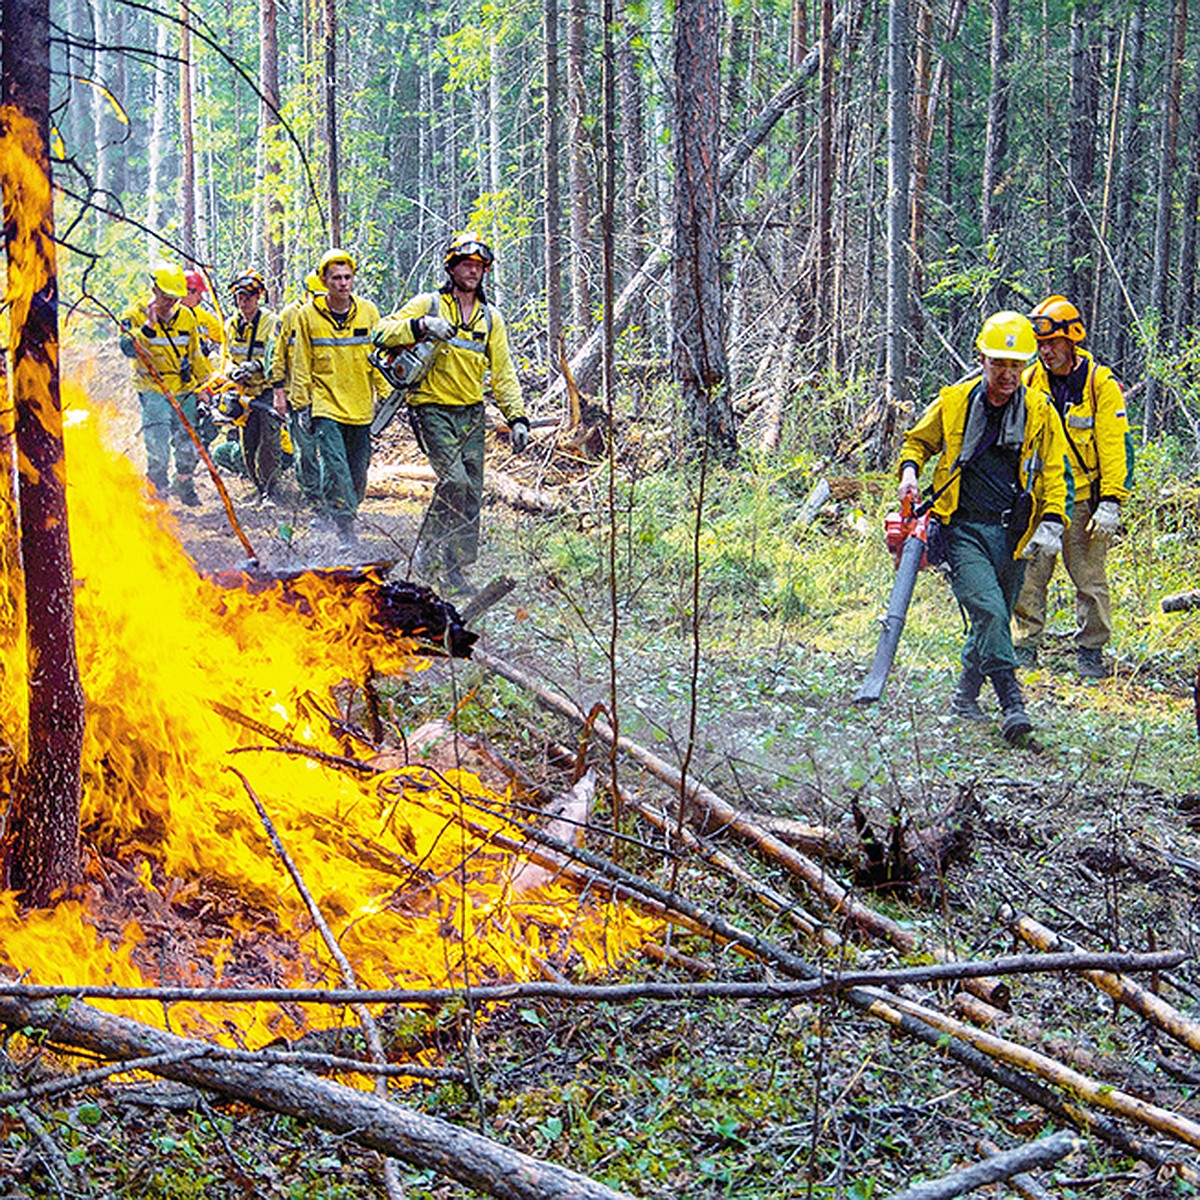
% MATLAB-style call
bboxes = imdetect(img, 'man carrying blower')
[896,312,1070,745]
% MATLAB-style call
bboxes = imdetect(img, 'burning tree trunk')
[1,0,86,903]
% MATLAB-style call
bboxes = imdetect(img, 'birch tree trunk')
[673,0,735,462]
[1143,0,1186,440]
[146,17,172,246]
[1,0,86,906]
[1067,6,1099,305]
[260,0,284,301]
[981,0,1009,267]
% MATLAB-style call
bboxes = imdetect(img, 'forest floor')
[9,364,1200,1198]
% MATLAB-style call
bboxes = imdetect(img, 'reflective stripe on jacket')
[899,373,1071,559]
[373,286,526,422]
[223,308,277,393]
[292,297,383,425]
[1023,349,1134,503]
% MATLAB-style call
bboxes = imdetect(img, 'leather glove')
[898,466,920,507]
[510,417,530,454]
[1021,520,1063,560]
[1087,499,1120,539]
[419,315,455,342]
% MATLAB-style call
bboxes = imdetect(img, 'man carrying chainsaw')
[373,231,530,594]
[1012,296,1134,678]
[119,262,214,506]
[291,249,386,546]
[221,270,280,506]
[897,311,1070,745]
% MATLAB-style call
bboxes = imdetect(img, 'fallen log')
[883,1130,1080,1200]
[0,995,636,1200]
[488,469,563,514]
[975,1139,1054,1200]
[1162,590,1200,613]
[473,647,1011,1008]
[873,989,1200,1150]
[1001,906,1200,1055]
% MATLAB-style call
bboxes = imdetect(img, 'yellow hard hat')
[444,231,494,273]
[304,272,328,296]
[230,269,267,298]
[318,248,355,278]
[977,311,1037,360]
[151,263,188,298]
[1029,295,1086,343]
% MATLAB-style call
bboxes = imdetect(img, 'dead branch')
[472,647,1011,1007]
[488,469,563,513]
[1162,590,1200,613]
[884,1130,1080,1200]
[872,989,1200,1150]
[0,951,1181,1010]
[1001,906,1200,1055]
[232,767,406,1199]
[976,1139,1054,1200]
[0,993,635,1200]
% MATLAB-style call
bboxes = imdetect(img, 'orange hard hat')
[1029,295,1086,343]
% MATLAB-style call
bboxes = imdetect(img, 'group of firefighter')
[897,297,1134,748]
[119,233,529,593]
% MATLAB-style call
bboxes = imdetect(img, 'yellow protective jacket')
[291,296,384,425]
[119,299,212,395]
[373,286,526,422]
[193,305,225,357]
[899,374,1071,559]
[270,300,302,403]
[223,307,277,394]
[1022,349,1133,504]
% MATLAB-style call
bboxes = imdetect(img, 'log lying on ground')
[208,564,477,657]
[883,1130,1081,1200]
[976,1139,1054,1200]
[1001,906,1200,1055]
[1162,590,1200,613]
[487,470,563,514]
[872,989,1200,1150]
[0,995,635,1200]
[473,648,1011,1008]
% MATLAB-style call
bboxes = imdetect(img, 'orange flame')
[0,392,657,1043]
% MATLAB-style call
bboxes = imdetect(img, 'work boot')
[173,476,201,507]
[990,668,1034,745]
[333,515,358,551]
[1076,647,1108,679]
[1013,644,1038,669]
[951,666,989,722]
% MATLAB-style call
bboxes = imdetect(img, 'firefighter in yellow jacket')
[119,262,213,505]
[898,312,1070,745]
[290,249,385,544]
[223,270,279,505]
[373,232,529,593]
[271,271,328,508]
[1012,296,1134,678]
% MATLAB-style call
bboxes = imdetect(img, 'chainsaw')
[368,340,440,436]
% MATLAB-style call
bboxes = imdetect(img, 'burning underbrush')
[0,391,656,1048]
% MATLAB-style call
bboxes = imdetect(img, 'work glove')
[898,466,920,508]
[1021,520,1063,561]
[510,417,530,454]
[294,406,314,436]
[1087,499,1120,540]
[228,362,257,385]
[419,315,455,342]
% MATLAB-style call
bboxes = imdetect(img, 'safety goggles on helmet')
[445,235,495,270]
[1029,314,1075,338]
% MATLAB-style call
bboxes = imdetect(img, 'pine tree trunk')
[179,0,196,262]
[567,0,592,338]
[146,18,171,244]
[1,0,86,906]
[1171,72,1200,336]
[544,0,564,396]
[981,0,1009,263]
[323,0,341,245]
[673,0,735,462]
[1112,0,1144,376]
[1068,6,1099,305]
[815,0,833,356]
[261,0,284,301]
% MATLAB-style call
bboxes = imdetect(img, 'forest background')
[52,0,1200,457]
